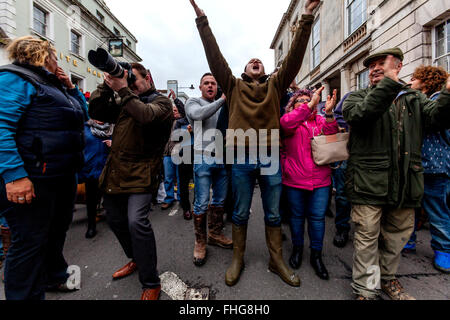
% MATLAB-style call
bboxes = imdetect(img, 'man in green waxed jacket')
[343,48,450,300]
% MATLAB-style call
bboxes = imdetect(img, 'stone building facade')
[271,0,450,100]
[0,0,141,93]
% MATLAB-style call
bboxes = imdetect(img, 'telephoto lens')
[88,48,136,85]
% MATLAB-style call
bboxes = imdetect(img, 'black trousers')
[3,175,76,300]
[85,178,101,228]
[103,193,160,289]
[178,163,193,212]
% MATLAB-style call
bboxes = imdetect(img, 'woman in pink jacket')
[280,87,338,280]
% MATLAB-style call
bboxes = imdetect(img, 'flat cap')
[363,47,404,67]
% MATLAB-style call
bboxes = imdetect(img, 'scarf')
[87,119,114,139]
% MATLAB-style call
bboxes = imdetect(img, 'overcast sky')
[104,0,292,97]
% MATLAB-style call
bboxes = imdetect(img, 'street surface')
[1,187,448,300]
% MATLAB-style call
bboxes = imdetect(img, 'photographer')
[89,62,173,300]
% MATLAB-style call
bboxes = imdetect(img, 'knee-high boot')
[265,225,301,287]
[225,224,247,286]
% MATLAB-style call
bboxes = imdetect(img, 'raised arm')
[274,0,319,92]
[190,0,236,97]
[185,97,225,121]
[421,77,450,131]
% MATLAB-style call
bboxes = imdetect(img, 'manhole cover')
[184,288,210,300]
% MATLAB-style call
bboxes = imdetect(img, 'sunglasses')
[295,98,311,104]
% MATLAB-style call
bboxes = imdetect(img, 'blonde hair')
[6,36,56,67]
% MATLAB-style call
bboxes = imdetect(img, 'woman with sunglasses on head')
[280,87,339,280]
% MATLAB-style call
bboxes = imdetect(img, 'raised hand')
[308,86,324,111]
[305,0,321,15]
[383,55,400,83]
[325,89,338,115]
[447,75,450,91]
[169,89,176,100]
[190,0,205,17]
[56,67,75,89]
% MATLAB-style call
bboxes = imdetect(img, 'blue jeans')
[424,174,450,253]
[232,158,282,227]
[333,161,351,232]
[286,186,331,251]
[193,157,228,215]
[163,156,179,204]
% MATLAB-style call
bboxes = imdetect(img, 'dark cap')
[363,47,404,68]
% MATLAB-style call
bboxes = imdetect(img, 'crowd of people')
[0,0,449,301]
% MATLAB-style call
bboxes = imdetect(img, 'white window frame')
[70,29,82,56]
[357,69,369,90]
[69,72,85,92]
[345,0,367,37]
[96,10,105,23]
[30,1,54,40]
[311,17,321,70]
[432,18,450,72]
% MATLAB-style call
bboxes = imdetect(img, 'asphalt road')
[1,187,449,301]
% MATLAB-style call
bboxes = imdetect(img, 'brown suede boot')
[193,213,207,266]
[225,224,247,286]
[208,206,233,249]
[265,226,301,287]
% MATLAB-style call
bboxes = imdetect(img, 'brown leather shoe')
[112,261,137,280]
[193,214,207,266]
[161,202,173,210]
[141,286,161,300]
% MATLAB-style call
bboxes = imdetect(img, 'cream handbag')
[310,132,350,166]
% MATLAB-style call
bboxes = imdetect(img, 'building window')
[278,42,283,61]
[311,18,320,69]
[33,4,48,36]
[70,74,84,91]
[96,10,104,23]
[433,19,450,72]
[70,30,81,55]
[126,39,131,47]
[357,69,369,90]
[113,27,121,36]
[346,0,367,36]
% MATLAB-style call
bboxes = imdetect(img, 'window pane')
[348,0,366,35]
[436,56,449,72]
[358,70,369,89]
[447,20,450,53]
[33,6,46,35]
[71,31,80,54]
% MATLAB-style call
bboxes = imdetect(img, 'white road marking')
[169,208,179,217]
[160,272,188,300]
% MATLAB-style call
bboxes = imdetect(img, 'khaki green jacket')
[343,77,450,208]
[89,84,173,194]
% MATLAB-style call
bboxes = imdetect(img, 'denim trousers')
[2,175,76,300]
[286,185,331,251]
[103,193,160,289]
[423,174,450,253]
[163,156,179,204]
[333,161,351,232]
[193,156,228,215]
[231,158,282,227]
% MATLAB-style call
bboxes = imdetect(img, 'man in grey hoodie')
[185,73,232,266]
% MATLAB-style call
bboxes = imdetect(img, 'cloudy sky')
[104,0,292,97]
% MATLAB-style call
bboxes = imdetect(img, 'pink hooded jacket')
[280,104,339,191]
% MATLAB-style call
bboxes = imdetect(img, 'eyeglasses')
[295,98,311,104]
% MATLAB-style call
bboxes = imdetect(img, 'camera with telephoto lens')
[88,48,136,86]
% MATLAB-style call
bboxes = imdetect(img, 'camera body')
[88,48,136,86]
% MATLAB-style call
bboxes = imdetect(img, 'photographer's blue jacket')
[0,69,87,184]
